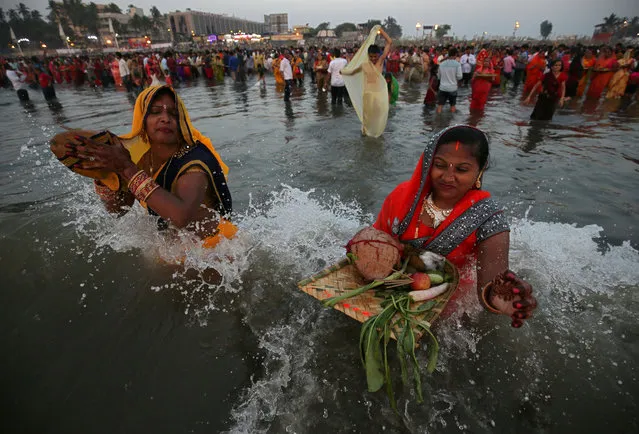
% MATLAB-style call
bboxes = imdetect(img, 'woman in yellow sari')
[52,85,237,249]
[273,55,284,86]
[606,50,635,99]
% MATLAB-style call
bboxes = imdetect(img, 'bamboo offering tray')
[297,257,460,339]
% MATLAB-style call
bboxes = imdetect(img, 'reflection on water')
[0,77,638,434]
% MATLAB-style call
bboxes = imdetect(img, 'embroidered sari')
[373,126,509,301]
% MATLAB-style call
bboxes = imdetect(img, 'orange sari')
[576,57,595,97]
[523,54,546,96]
[586,55,618,99]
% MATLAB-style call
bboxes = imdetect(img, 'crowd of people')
[1,41,638,121]
[7,38,638,330]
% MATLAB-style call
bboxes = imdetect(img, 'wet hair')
[436,126,490,169]
[368,44,381,55]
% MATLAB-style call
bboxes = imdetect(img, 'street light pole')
[416,22,422,39]
[513,20,520,38]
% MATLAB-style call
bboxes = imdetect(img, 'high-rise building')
[168,10,266,37]
[264,13,288,34]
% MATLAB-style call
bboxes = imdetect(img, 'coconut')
[347,227,402,281]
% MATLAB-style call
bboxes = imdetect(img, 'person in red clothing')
[38,66,57,100]
[523,51,546,97]
[525,59,567,121]
[369,125,537,326]
[469,58,495,111]
[586,46,619,99]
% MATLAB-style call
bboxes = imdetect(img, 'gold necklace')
[425,194,453,228]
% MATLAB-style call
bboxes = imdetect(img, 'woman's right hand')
[66,134,137,177]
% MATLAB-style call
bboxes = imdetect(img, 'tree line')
[0,1,167,50]
[308,17,404,39]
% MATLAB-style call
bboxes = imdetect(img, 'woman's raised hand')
[487,269,538,328]
[65,133,135,175]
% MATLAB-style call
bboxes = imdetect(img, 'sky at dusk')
[10,0,639,38]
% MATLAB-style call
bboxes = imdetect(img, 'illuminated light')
[106,39,112,44]
[17,38,30,43]
[41,43,47,48]
[146,40,151,44]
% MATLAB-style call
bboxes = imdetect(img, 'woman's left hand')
[65,134,136,175]
[487,269,538,328]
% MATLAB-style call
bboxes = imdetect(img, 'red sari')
[372,132,507,306]
[523,54,546,96]
[470,68,494,110]
[586,55,618,99]
[372,134,504,272]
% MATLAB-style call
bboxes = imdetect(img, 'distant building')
[127,7,144,18]
[316,30,337,38]
[341,31,363,42]
[265,13,288,34]
[97,12,129,37]
[292,24,312,34]
[593,24,613,43]
[168,10,266,37]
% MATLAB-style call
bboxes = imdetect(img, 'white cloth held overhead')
[341,25,389,138]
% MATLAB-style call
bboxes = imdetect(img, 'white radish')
[409,283,449,302]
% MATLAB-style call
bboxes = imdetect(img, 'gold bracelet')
[127,170,147,192]
[141,184,160,202]
[480,282,501,314]
[132,177,155,202]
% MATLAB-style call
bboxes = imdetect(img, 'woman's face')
[430,142,481,203]
[551,61,562,72]
[144,93,179,146]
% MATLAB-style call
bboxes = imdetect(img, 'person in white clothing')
[326,48,348,104]
[117,53,131,92]
[5,64,29,101]
[280,51,294,101]
[436,47,463,113]
[460,47,476,87]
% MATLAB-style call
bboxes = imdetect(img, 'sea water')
[1,79,637,433]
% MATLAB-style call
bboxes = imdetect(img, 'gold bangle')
[142,184,160,202]
[127,170,147,192]
[480,282,501,314]
[132,177,155,201]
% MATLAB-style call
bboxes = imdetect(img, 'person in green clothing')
[385,72,399,105]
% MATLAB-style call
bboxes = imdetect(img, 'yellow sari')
[606,53,633,99]
[123,86,236,247]
[50,85,236,248]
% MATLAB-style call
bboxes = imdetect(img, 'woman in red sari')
[372,125,537,326]
[586,46,618,99]
[470,58,495,111]
[492,50,502,87]
[525,59,566,121]
[523,51,546,97]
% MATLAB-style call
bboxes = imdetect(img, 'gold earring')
[475,179,482,188]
